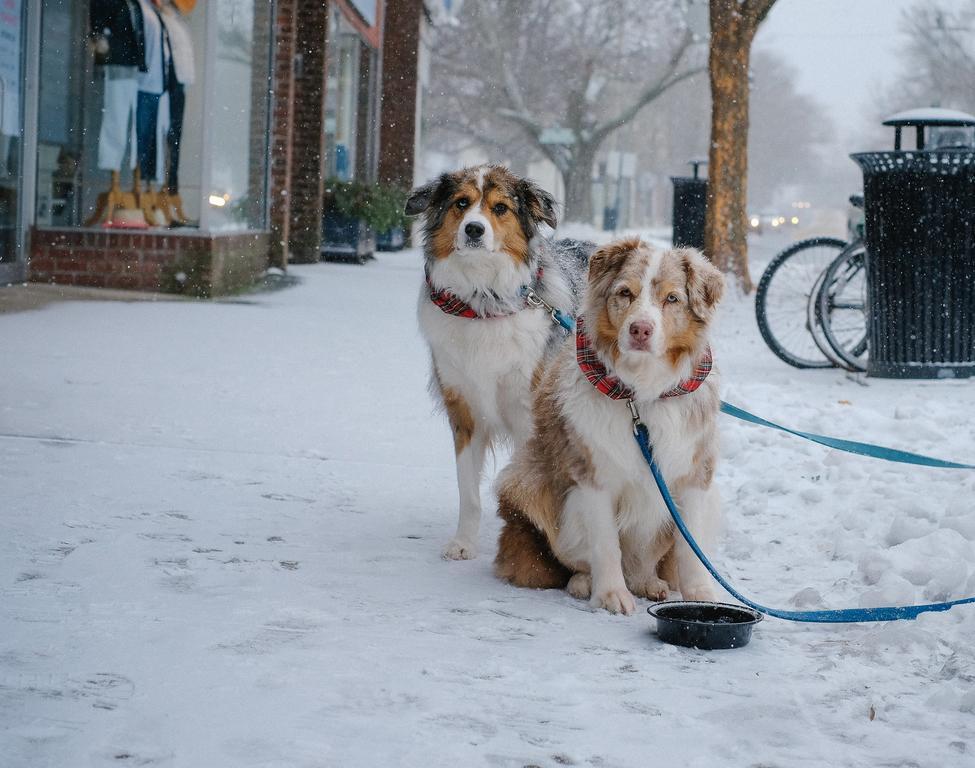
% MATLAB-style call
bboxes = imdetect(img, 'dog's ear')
[405,175,451,216]
[588,237,643,287]
[516,179,558,234]
[679,248,724,321]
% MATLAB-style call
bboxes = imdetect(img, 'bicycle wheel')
[806,266,848,368]
[816,242,868,372]
[755,237,847,368]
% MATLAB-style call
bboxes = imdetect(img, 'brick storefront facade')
[287,0,332,264]
[378,0,424,187]
[22,0,424,294]
[30,229,271,297]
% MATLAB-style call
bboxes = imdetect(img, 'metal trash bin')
[851,108,975,379]
[671,159,707,251]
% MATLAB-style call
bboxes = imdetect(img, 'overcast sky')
[757,0,923,148]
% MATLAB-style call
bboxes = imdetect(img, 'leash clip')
[627,398,643,436]
[525,288,570,330]
[524,288,544,309]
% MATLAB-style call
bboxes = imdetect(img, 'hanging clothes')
[90,0,147,71]
[97,65,140,171]
[135,0,171,182]
[93,1,147,171]
[159,4,196,193]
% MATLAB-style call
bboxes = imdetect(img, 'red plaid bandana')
[426,267,543,320]
[575,315,712,401]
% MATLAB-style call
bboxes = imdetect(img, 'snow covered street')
[2,245,975,767]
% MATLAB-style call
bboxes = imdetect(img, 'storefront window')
[34,0,271,233]
[324,10,360,181]
[206,0,270,230]
[0,0,24,266]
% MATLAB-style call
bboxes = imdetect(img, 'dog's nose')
[629,321,654,341]
[465,222,485,239]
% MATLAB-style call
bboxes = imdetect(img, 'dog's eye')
[492,203,508,216]
[455,198,470,210]
[666,293,680,304]
[617,287,633,300]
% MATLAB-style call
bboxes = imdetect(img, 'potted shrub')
[321,180,409,263]
[371,183,410,252]
[321,179,376,263]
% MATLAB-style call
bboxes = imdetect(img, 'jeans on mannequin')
[97,66,139,171]
[167,83,185,194]
[136,90,162,183]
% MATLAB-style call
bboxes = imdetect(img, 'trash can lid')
[883,108,975,128]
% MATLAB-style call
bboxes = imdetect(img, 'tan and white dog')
[406,165,591,560]
[494,237,725,613]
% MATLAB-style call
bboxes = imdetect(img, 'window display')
[324,9,361,181]
[36,0,270,233]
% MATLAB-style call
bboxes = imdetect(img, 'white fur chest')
[558,357,710,527]
[418,290,551,440]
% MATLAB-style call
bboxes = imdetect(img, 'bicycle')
[755,196,868,372]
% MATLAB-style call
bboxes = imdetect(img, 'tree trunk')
[561,143,598,225]
[706,1,760,293]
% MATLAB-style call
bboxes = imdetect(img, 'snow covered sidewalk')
[1,247,974,767]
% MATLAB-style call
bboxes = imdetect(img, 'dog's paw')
[591,583,636,615]
[441,538,477,560]
[681,585,716,602]
[566,573,592,599]
[630,575,670,602]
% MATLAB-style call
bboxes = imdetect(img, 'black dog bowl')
[647,601,763,650]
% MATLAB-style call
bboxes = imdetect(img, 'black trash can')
[671,159,707,251]
[851,108,975,379]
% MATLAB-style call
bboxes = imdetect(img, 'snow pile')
[1,239,973,766]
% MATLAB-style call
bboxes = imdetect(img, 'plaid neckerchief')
[575,315,712,401]
[426,267,543,320]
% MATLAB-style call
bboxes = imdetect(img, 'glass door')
[0,0,25,283]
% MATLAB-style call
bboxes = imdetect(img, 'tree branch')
[590,29,701,143]
[752,0,779,26]
[591,66,704,144]
[495,108,570,171]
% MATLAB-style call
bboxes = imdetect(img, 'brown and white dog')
[406,165,592,560]
[494,237,725,613]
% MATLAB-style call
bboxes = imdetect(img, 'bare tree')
[705,0,778,292]
[879,1,975,116]
[423,0,705,222]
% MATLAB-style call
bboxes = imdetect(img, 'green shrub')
[324,179,409,233]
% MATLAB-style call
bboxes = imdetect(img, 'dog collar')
[425,266,543,320]
[575,315,712,401]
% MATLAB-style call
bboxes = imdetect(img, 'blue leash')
[632,419,975,622]
[535,300,973,470]
[720,401,975,470]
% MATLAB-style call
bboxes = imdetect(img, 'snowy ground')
[2,235,974,767]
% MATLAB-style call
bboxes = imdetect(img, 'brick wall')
[378,0,423,187]
[29,229,270,298]
[288,0,331,263]
[268,0,298,268]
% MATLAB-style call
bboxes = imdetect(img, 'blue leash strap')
[633,423,975,622]
[720,401,975,470]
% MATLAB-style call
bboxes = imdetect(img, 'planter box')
[376,226,406,252]
[321,205,375,264]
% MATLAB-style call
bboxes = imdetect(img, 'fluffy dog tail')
[495,493,571,590]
